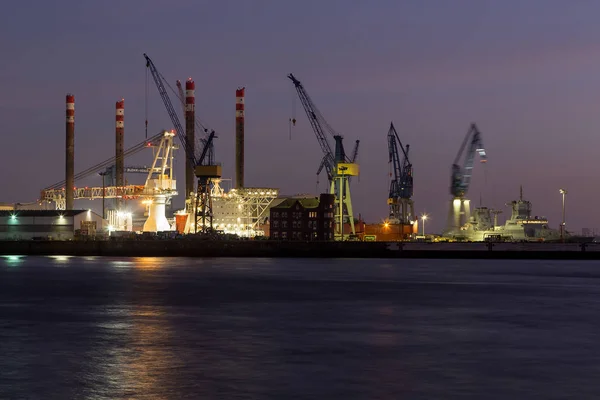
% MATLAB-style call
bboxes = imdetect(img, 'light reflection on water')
[48,255,72,264]
[2,255,23,266]
[1,257,600,398]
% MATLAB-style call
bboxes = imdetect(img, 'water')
[1,256,600,399]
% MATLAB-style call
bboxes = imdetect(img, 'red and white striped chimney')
[65,94,75,210]
[115,99,124,206]
[235,87,245,189]
[185,78,195,197]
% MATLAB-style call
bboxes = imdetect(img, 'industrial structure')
[15,55,580,244]
[65,94,75,210]
[185,78,195,199]
[0,210,104,240]
[444,123,487,237]
[115,99,124,208]
[288,73,360,240]
[387,122,417,239]
[143,53,218,233]
[236,87,245,189]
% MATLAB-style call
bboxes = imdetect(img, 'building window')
[282,232,287,239]
[272,232,279,239]
[273,221,279,228]
[282,221,288,228]
[281,212,287,218]
[272,212,279,218]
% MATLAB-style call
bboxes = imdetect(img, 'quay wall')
[1,240,600,259]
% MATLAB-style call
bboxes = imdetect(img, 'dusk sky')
[2,0,600,233]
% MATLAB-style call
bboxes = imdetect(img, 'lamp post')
[559,188,567,242]
[421,214,428,236]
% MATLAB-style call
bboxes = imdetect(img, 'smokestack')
[235,87,245,189]
[65,94,75,210]
[116,99,124,208]
[185,78,195,197]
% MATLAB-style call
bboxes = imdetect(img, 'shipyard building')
[0,210,104,240]
[269,194,335,240]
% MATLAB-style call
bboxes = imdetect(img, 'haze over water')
[1,256,600,399]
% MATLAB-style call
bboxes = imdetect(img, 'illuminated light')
[10,214,16,220]
[3,255,23,266]
[384,222,390,228]
[50,255,71,264]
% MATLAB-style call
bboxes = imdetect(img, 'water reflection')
[48,255,72,264]
[110,260,134,269]
[2,255,24,266]
[133,257,163,270]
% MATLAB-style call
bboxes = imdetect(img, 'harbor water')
[1,256,600,399]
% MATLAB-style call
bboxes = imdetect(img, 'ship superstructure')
[456,187,563,242]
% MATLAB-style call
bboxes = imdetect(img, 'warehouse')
[0,210,104,240]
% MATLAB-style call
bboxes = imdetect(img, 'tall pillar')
[65,94,75,210]
[185,78,195,198]
[116,99,124,208]
[235,87,245,189]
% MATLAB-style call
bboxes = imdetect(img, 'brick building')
[269,194,335,240]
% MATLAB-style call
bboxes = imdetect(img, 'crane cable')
[289,86,296,140]
[145,67,149,139]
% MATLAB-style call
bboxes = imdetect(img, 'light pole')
[421,214,428,236]
[559,188,567,242]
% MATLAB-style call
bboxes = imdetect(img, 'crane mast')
[144,53,220,233]
[387,122,414,227]
[288,73,359,239]
[445,123,487,236]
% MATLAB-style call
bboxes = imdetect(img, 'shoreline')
[1,240,600,260]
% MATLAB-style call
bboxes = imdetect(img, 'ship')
[452,187,565,242]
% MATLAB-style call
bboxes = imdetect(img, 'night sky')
[2,0,600,234]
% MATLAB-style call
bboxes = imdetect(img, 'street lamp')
[421,214,428,236]
[559,188,567,242]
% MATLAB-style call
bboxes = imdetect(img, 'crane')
[446,123,487,235]
[144,53,220,233]
[387,122,414,228]
[451,123,487,199]
[288,73,359,239]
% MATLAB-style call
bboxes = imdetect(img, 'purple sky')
[2,0,600,233]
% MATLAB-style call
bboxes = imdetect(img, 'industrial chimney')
[235,87,245,189]
[65,94,75,210]
[185,79,195,198]
[115,99,124,208]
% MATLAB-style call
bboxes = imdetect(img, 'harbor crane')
[446,123,487,235]
[288,73,360,240]
[144,53,220,233]
[387,122,414,230]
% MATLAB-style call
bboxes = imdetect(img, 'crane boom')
[144,53,198,167]
[287,73,337,182]
[451,123,487,198]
